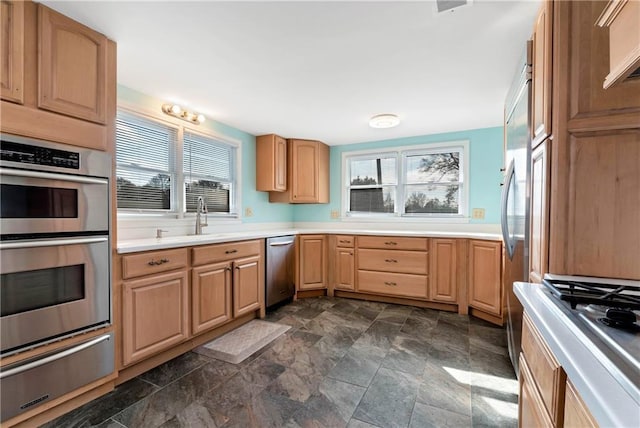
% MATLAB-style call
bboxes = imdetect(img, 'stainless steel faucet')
[195,196,208,235]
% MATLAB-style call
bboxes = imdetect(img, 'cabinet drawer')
[122,248,188,279]
[335,235,355,248]
[357,270,428,299]
[358,248,428,275]
[522,313,566,425]
[192,240,262,266]
[357,236,428,251]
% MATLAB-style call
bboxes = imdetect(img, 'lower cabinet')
[122,270,189,366]
[298,234,327,290]
[468,240,503,317]
[191,261,232,335]
[563,380,598,428]
[233,255,262,317]
[429,238,458,303]
[519,354,555,428]
[120,240,264,368]
[335,247,355,291]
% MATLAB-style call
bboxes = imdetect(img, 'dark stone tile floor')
[43,297,519,428]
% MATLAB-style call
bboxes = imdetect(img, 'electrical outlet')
[472,208,485,220]
[244,207,253,217]
[330,210,340,219]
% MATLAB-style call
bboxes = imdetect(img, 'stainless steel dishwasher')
[265,235,296,308]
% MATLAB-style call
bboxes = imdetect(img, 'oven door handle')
[0,167,108,185]
[0,334,111,379]
[0,236,108,250]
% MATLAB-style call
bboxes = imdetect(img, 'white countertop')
[514,282,640,428]
[116,227,502,253]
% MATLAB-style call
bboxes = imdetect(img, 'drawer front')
[358,248,428,275]
[192,240,262,266]
[122,248,188,279]
[357,270,428,299]
[522,313,566,425]
[335,235,355,248]
[357,236,428,251]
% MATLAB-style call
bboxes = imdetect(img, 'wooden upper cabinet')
[468,240,502,317]
[38,4,107,124]
[429,238,457,303]
[531,0,552,146]
[1,0,24,104]
[596,0,640,89]
[529,140,549,283]
[256,134,287,192]
[269,139,329,204]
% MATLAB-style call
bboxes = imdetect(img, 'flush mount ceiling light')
[162,103,206,125]
[369,113,400,129]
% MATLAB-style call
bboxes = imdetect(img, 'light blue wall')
[117,85,294,223]
[293,127,504,224]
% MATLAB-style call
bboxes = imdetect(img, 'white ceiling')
[42,0,540,145]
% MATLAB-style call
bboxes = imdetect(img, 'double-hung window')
[344,141,468,218]
[116,109,239,216]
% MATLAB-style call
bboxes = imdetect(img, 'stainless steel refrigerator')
[502,41,532,378]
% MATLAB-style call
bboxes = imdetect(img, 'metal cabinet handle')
[384,281,397,286]
[148,258,169,266]
[384,241,397,245]
[385,259,398,263]
[225,249,238,254]
[225,266,232,271]
[0,167,108,185]
[0,334,111,379]
[339,240,351,243]
[0,236,108,250]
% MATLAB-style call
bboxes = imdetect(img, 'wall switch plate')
[472,208,485,219]
[245,207,253,217]
[330,210,340,219]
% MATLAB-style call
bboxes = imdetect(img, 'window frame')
[341,140,470,221]
[116,106,242,220]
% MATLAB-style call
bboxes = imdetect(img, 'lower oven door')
[0,332,114,422]
[0,236,110,354]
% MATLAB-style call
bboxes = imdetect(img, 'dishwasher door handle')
[269,241,294,247]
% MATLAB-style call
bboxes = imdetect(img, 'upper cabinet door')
[38,5,107,124]
[1,0,24,104]
[256,134,287,192]
[291,139,320,202]
[531,0,552,146]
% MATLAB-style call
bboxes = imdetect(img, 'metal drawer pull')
[385,259,398,263]
[384,281,397,286]
[0,236,108,250]
[339,240,351,243]
[384,241,397,245]
[0,334,111,379]
[148,258,169,266]
[225,249,238,254]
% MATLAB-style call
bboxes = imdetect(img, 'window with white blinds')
[116,109,239,216]
[116,111,177,210]
[183,131,236,214]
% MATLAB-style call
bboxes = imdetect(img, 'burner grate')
[542,279,640,310]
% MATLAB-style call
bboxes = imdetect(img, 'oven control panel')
[1,141,80,170]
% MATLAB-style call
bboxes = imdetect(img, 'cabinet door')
[192,262,232,335]
[429,238,457,303]
[519,355,555,428]
[564,380,598,428]
[256,134,287,192]
[298,235,326,290]
[531,0,552,145]
[291,139,319,202]
[233,255,262,317]
[1,0,24,103]
[38,5,107,124]
[335,247,354,291]
[122,270,189,366]
[468,240,502,316]
[529,141,549,283]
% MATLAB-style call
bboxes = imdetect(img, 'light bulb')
[170,104,182,115]
[196,114,206,124]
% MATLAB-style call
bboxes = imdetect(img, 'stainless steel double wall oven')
[0,134,114,421]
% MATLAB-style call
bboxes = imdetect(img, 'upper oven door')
[0,168,109,235]
[0,236,110,354]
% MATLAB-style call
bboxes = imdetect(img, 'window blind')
[115,111,177,210]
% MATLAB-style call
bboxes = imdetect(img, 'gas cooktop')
[542,274,640,384]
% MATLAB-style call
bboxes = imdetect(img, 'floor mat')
[194,319,290,364]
